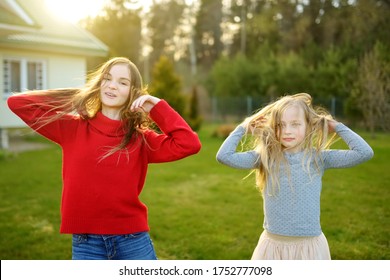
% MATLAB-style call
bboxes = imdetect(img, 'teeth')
[106,92,115,97]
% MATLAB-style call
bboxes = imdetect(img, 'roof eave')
[0,22,39,36]
[0,41,108,57]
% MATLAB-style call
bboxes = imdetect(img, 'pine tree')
[188,85,203,131]
[149,56,186,117]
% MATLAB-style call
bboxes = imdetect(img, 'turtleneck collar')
[88,111,126,137]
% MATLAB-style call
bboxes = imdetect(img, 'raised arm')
[7,91,76,144]
[216,125,259,169]
[143,99,201,163]
[323,123,374,169]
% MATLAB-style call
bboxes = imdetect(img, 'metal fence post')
[246,96,252,116]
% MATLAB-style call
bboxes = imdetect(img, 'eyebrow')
[104,73,131,82]
[281,120,301,123]
[119,77,131,82]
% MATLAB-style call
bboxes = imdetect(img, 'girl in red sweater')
[7,57,201,260]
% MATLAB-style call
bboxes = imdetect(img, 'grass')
[0,123,389,260]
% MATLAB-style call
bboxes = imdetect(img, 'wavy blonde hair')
[243,93,338,194]
[19,57,150,158]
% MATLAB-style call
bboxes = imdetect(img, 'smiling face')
[279,105,307,153]
[100,63,131,119]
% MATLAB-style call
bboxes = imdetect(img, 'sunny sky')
[44,0,106,23]
[44,0,154,23]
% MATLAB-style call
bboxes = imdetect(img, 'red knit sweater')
[7,94,201,234]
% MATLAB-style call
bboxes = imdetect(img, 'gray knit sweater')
[216,123,374,236]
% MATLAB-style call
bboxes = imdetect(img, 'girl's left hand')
[131,95,161,114]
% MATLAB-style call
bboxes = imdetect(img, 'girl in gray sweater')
[216,93,373,260]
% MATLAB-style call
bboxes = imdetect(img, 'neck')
[283,144,304,154]
[101,107,121,120]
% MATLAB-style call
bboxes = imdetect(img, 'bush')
[212,124,236,139]
[0,150,16,161]
[187,86,203,131]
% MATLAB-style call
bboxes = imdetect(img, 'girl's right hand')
[241,116,266,134]
[240,116,252,130]
[327,119,339,133]
[131,95,161,114]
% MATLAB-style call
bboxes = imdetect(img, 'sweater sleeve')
[7,93,74,145]
[323,123,374,169]
[216,125,259,169]
[144,100,201,163]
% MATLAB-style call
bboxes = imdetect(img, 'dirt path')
[7,130,51,153]
[8,139,51,152]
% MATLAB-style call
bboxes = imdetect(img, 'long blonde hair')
[18,57,150,157]
[243,93,338,194]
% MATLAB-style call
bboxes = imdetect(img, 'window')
[3,58,45,98]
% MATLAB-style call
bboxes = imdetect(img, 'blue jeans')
[72,232,158,260]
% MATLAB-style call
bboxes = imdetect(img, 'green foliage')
[312,47,357,98]
[349,41,390,135]
[149,55,186,116]
[272,51,311,94]
[187,86,203,131]
[207,0,389,132]
[207,56,232,97]
[147,0,185,67]
[144,55,202,131]
[211,123,236,139]
[208,53,262,98]
[208,46,312,99]
[0,150,15,161]
[208,40,388,129]
[194,0,223,66]
[77,0,389,132]
[82,0,142,65]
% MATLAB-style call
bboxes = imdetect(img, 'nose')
[108,80,117,89]
[283,125,292,134]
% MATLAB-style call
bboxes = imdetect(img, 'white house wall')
[0,49,87,128]
[47,55,86,88]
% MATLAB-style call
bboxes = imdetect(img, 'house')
[0,0,109,149]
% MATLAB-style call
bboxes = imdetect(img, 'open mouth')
[105,92,116,98]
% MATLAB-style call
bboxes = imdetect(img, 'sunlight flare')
[44,0,106,23]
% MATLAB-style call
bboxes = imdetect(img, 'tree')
[187,86,203,131]
[194,0,223,66]
[352,42,390,136]
[230,0,280,57]
[311,46,357,99]
[149,55,186,116]
[207,53,262,98]
[147,0,186,66]
[82,0,142,69]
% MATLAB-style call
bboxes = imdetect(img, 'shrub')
[212,124,236,139]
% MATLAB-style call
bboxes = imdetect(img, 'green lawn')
[0,124,389,259]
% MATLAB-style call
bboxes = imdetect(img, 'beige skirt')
[251,230,331,260]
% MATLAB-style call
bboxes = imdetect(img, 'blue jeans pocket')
[72,232,157,260]
[125,232,147,239]
[73,234,88,244]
